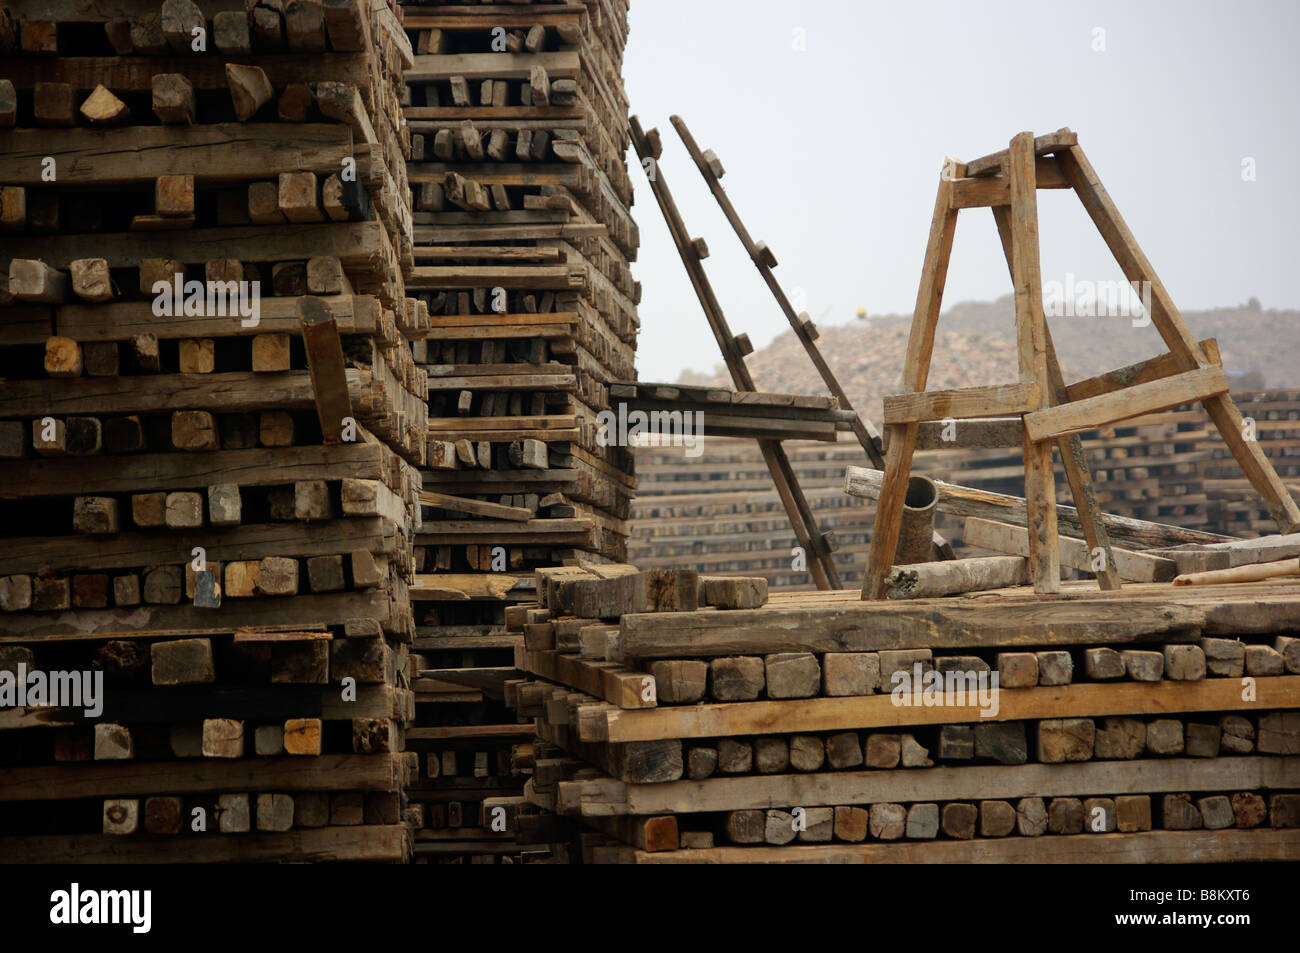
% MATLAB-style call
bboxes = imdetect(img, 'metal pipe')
[895,476,939,565]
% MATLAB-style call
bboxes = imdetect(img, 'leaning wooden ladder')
[668,115,953,564]
[630,116,841,589]
[630,117,961,588]
[861,128,1300,600]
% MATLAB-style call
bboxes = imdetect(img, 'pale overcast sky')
[623,0,1300,381]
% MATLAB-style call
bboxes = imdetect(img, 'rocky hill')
[678,297,1296,416]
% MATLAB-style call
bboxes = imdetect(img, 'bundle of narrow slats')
[0,0,424,862]
[397,0,638,863]
[503,572,1300,863]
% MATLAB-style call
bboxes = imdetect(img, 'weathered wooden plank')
[0,518,394,574]
[1,54,371,93]
[0,222,385,270]
[883,381,1038,424]
[0,755,396,802]
[0,124,360,186]
[1064,339,1221,403]
[963,517,1178,582]
[0,589,392,639]
[622,829,1300,864]
[0,369,361,417]
[964,129,1078,177]
[590,677,1299,743]
[1025,366,1230,442]
[1,826,408,863]
[407,51,579,83]
[1008,131,1059,594]
[0,444,383,498]
[565,755,1300,816]
[418,490,532,521]
[55,294,370,341]
[614,598,1204,660]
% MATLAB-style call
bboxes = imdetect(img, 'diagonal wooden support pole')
[861,171,958,599]
[671,114,953,561]
[1056,144,1300,533]
[630,116,840,589]
[300,295,354,444]
[1007,132,1060,594]
[991,205,1120,590]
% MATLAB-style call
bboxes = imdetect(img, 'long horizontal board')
[418,471,579,493]
[965,130,1078,177]
[0,518,396,575]
[5,0,242,17]
[408,51,580,83]
[1,826,409,864]
[429,415,576,431]
[963,517,1178,582]
[1025,366,1229,442]
[0,369,358,417]
[592,676,1300,742]
[420,311,578,329]
[0,589,393,640]
[419,517,592,534]
[408,265,584,290]
[403,9,583,30]
[1065,339,1220,403]
[883,381,1039,424]
[54,294,372,341]
[414,223,605,243]
[623,829,1300,865]
[0,755,397,802]
[405,724,536,741]
[405,106,584,121]
[0,222,385,271]
[408,162,583,188]
[1,54,371,92]
[614,600,1205,660]
[9,682,399,727]
[411,573,530,600]
[0,444,385,499]
[564,755,1300,816]
[0,124,357,186]
[427,374,577,392]
[413,246,564,262]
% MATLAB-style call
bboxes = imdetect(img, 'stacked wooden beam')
[629,391,1300,590]
[505,574,1300,862]
[610,381,855,443]
[397,0,637,862]
[0,0,424,861]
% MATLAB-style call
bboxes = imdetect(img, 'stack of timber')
[505,570,1300,863]
[630,390,1300,590]
[0,0,424,861]
[610,381,855,443]
[398,0,638,862]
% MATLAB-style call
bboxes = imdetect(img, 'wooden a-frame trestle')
[861,128,1300,600]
